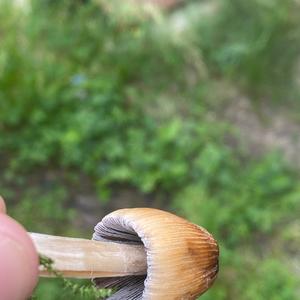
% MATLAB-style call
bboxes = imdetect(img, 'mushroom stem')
[30,233,147,279]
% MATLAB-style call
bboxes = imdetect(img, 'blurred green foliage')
[197,0,300,99]
[0,0,299,299]
[175,152,300,299]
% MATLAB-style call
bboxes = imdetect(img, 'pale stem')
[30,233,147,279]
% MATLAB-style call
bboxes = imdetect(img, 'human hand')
[0,196,39,300]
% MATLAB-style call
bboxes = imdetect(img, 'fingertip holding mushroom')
[0,213,39,300]
[93,208,219,299]
[0,196,6,214]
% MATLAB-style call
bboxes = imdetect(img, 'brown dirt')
[223,96,300,167]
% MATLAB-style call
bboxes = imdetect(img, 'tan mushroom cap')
[93,208,219,300]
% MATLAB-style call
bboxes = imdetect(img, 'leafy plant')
[30,255,112,300]
[175,152,300,299]
[195,0,300,99]
[0,0,300,299]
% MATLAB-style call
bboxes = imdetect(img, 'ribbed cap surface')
[93,208,219,300]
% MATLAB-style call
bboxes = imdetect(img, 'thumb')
[0,196,39,300]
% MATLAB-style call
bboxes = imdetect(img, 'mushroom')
[31,208,219,299]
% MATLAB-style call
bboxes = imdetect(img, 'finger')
[0,214,39,300]
[0,196,6,214]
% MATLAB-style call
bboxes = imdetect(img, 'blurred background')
[1,0,300,299]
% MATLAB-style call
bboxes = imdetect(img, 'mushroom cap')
[93,208,219,300]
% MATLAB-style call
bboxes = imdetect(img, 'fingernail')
[0,196,6,214]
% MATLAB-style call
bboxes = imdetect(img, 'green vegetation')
[196,0,300,99]
[176,152,300,299]
[0,0,299,299]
